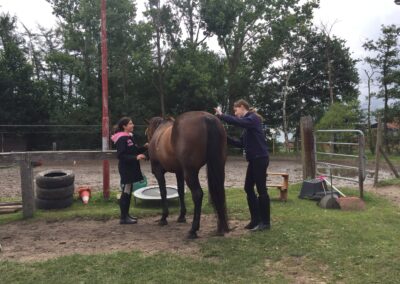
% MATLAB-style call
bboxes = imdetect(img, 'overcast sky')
[1,0,400,110]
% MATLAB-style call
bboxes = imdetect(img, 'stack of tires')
[35,170,75,210]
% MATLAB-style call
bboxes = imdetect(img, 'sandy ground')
[0,155,397,198]
[0,156,399,263]
[0,215,247,262]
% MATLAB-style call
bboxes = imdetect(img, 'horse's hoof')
[177,216,186,223]
[158,219,168,226]
[187,232,198,239]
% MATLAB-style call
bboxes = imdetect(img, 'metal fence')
[0,125,149,152]
[314,129,367,198]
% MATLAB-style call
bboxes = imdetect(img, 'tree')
[164,46,225,113]
[0,13,49,125]
[199,0,318,112]
[316,101,362,130]
[171,0,209,47]
[271,23,312,152]
[145,0,180,117]
[363,62,377,153]
[363,24,400,153]
[316,101,363,154]
[253,28,359,148]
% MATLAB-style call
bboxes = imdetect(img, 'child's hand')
[137,154,146,160]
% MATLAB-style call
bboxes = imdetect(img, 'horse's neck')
[155,124,174,150]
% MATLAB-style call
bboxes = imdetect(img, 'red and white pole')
[101,0,110,199]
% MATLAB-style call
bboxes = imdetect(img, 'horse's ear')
[144,118,150,125]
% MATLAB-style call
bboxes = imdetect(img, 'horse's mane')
[147,116,175,141]
[150,116,174,128]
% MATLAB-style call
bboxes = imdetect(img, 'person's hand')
[214,106,222,116]
[143,143,149,148]
[137,154,146,160]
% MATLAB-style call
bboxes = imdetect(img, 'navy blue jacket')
[219,112,268,161]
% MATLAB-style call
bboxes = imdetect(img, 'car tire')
[35,170,74,189]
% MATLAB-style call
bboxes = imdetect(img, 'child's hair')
[233,99,264,121]
[113,117,132,134]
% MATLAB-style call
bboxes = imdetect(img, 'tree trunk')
[282,89,289,152]
[282,80,290,152]
[325,35,334,105]
[364,69,375,154]
[122,57,128,104]
[188,0,194,44]
[383,85,390,153]
[157,27,165,117]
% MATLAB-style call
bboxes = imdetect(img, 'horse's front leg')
[185,171,203,239]
[176,171,186,223]
[153,165,168,226]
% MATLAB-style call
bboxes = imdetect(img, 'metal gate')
[314,129,367,198]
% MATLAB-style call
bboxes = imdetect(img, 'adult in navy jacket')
[215,99,271,231]
[111,117,147,224]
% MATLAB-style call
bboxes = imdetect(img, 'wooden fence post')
[20,154,35,218]
[379,148,399,178]
[373,117,382,187]
[300,116,316,180]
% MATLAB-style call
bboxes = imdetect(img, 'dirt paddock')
[0,215,248,262]
[0,156,399,262]
[1,156,396,198]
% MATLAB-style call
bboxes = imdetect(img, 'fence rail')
[314,129,366,198]
[0,150,117,218]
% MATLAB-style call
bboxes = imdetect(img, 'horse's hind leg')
[185,171,203,239]
[176,172,186,223]
[153,166,169,226]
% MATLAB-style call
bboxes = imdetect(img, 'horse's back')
[173,111,226,169]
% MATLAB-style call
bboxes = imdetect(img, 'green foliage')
[316,101,361,130]
[253,27,360,133]
[0,13,49,125]
[200,0,320,111]
[0,1,371,151]
[363,25,400,152]
[165,46,225,114]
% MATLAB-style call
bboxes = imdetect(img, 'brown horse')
[146,111,229,239]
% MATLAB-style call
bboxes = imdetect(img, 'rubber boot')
[250,194,271,231]
[120,193,137,224]
[244,196,260,229]
[127,193,138,222]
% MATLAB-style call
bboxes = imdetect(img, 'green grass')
[377,178,400,187]
[1,186,400,283]
[365,152,400,165]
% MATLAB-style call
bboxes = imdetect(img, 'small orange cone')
[78,187,91,204]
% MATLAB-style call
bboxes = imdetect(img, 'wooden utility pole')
[300,116,316,180]
[101,0,110,199]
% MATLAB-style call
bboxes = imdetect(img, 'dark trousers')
[244,156,270,225]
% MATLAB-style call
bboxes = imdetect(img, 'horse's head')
[145,117,163,142]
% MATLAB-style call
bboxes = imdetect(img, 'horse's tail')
[205,116,229,233]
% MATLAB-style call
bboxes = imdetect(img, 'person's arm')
[219,113,257,129]
[227,135,243,148]
[136,145,148,154]
[116,137,138,162]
